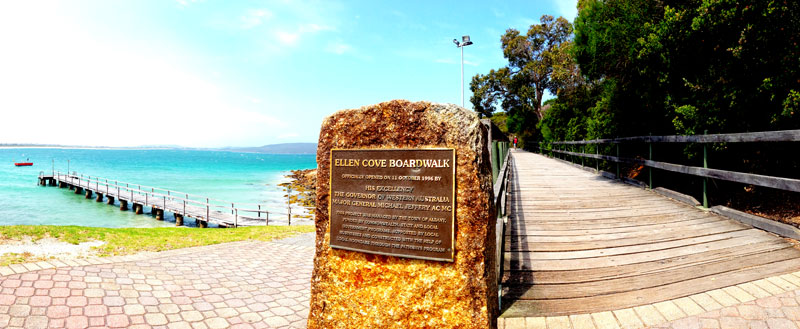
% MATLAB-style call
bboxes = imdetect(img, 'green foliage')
[653,0,800,134]
[475,0,799,147]
[489,112,509,134]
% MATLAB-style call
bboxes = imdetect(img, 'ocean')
[0,148,317,227]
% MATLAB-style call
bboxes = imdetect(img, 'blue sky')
[0,0,577,147]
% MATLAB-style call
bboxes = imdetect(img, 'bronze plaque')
[329,148,456,262]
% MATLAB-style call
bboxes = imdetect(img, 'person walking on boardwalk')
[513,136,518,149]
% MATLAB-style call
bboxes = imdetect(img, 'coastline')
[0,146,178,150]
[281,169,317,219]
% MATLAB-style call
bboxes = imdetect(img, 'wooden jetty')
[38,172,296,228]
[501,150,800,317]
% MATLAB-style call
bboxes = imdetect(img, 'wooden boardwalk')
[501,150,800,317]
[40,173,294,227]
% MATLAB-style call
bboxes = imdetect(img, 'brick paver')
[0,233,315,329]
[651,289,800,329]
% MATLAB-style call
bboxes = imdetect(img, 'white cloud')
[240,9,273,29]
[275,31,300,45]
[175,0,197,7]
[302,23,333,33]
[274,23,335,46]
[326,42,352,55]
[552,0,578,20]
[278,133,299,139]
[463,60,479,66]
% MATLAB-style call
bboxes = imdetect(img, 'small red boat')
[14,159,33,166]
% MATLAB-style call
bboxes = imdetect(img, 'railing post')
[491,141,499,183]
[231,203,234,215]
[703,130,709,208]
[235,209,238,228]
[581,144,585,167]
[616,142,620,179]
[265,212,269,226]
[649,134,653,190]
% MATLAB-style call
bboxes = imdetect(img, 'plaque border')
[328,148,457,262]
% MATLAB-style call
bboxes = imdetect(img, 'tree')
[649,0,800,134]
[572,0,800,136]
[470,15,579,139]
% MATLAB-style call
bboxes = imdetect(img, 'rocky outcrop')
[308,100,497,329]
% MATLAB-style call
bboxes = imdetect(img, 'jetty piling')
[38,172,297,227]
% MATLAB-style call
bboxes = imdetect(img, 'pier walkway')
[39,172,295,228]
[500,150,800,326]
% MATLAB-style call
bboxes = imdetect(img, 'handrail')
[56,172,265,206]
[54,172,285,211]
[544,129,800,207]
[51,172,297,225]
[493,150,512,311]
[551,129,800,145]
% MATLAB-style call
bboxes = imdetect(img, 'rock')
[308,100,498,329]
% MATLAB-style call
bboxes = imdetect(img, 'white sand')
[0,238,105,259]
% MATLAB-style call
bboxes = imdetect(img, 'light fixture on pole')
[453,35,473,108]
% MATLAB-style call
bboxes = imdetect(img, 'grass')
[0,225,315,265]
[0,252,53,267]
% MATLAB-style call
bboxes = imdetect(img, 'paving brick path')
[0,233,315,329]
[651,290,800,329]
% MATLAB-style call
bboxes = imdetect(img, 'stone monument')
[308,100,498,328]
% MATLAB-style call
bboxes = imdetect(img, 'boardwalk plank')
[501,150,800,318]
[501,257,800,316]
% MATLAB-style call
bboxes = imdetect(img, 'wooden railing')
[494,150,512,310]
[491,141,511,184]
[541,129,800,207]
[45,172,297,226]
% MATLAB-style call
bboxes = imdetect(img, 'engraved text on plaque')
[329,148,456,261]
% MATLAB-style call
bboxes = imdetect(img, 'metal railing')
[541,129,800,208]
[44,171,299,226]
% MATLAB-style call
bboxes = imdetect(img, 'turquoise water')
[0,148,316,227]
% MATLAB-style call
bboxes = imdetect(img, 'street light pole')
[453,35,473,108]
[461,45,464,107]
